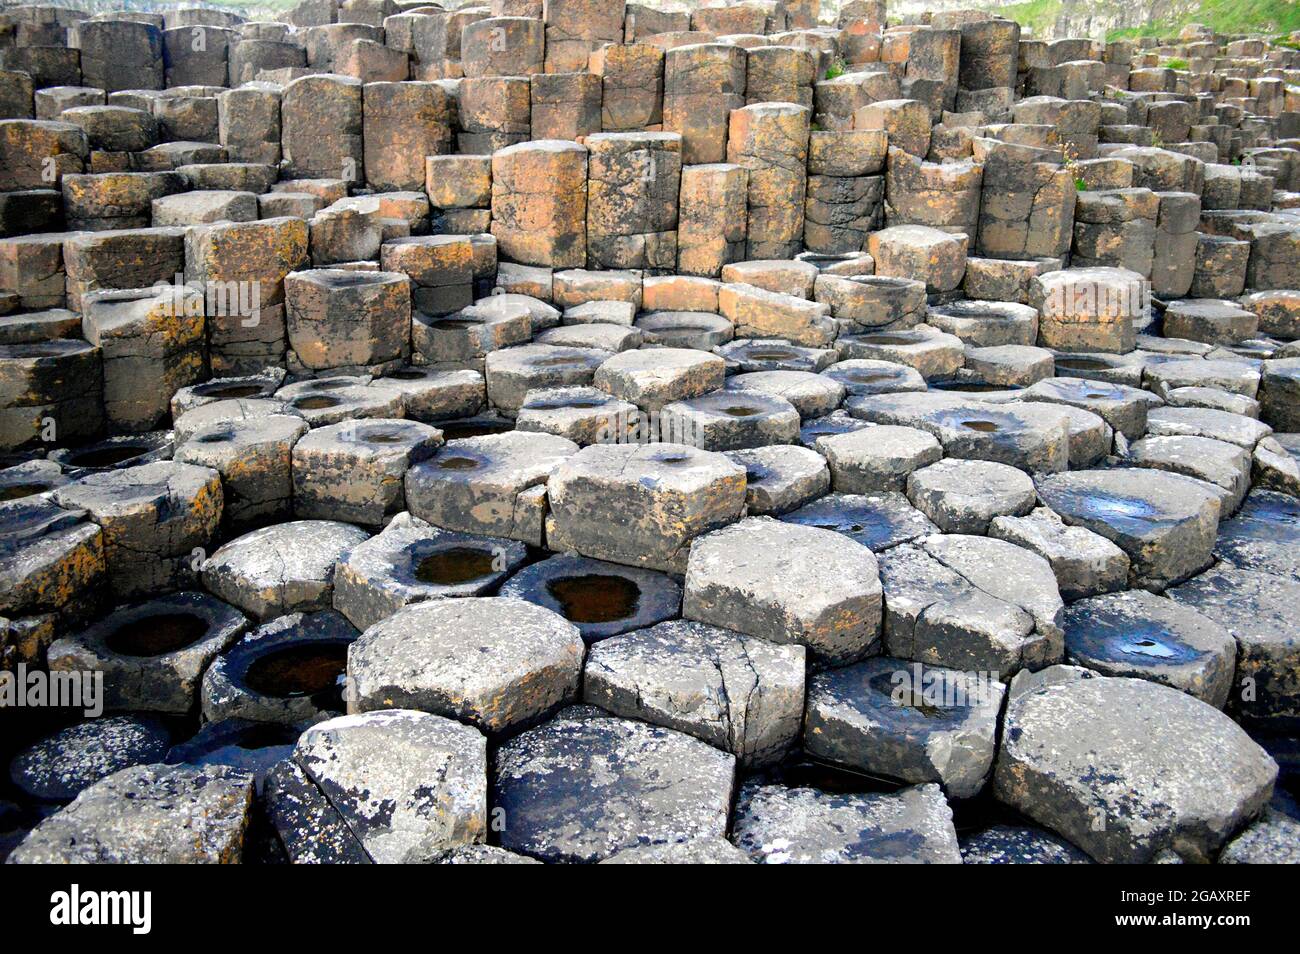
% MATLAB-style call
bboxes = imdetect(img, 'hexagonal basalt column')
[593,347,725,413]
[81,285,205,434]
[175,413,308,535]
[281,74,363,181]
[413,298,533,368]
[1036,468,1223,591]
[658,389,801,451]
[1029,267,1146,355]
[201,609,359,725]
[284,269,410,374]
[0,340,104,452]
[47,591,247,713]
[200,519,371,621]
[493,707,734,863]
[684,515,884,665]
[867,225,968,294]
[676,162,748,278]
[499,552,682,643]
[585,132,681,271]
[805,656,1005,798]
[333,511,527,631]
[0,497,105,627]
[185,217,309,376]
[405,431,577,546]
[52,462,222,600]
[293,709,487,863]
[347,596,584,733]
[727,103,810,260]
[663,43,747,165]
[490,141,588,269]
[292,418,443,527]
[484,343,612,415]
[547,442,746,573]
[584,619,805,769]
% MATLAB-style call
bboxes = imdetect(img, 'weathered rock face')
[347,596,584,733]
[584,618,805,767]
[684,516,883,665]
[1036,469,1222,591]
[585,132,681,271]
[491,141,588,268]
[806,656,1005,798]
[731,782,962,864]
[10,764,254,863]
[995,668,1276,863]
[493,707,735,863]
[294,709,488,864]
[547,442,745,573]
[10,715,171,803]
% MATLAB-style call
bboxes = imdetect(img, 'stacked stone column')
[727,102,810,260]
[676,163,748,278]
[586,132,681,272]
[803,129,886,255]
[664,43,747,165]
[490,140,588,268]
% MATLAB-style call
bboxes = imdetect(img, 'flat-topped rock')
[9,763,254,864]
[347,597,583,734]
[294,709,487,864]
[493,707,735,864]
[906,458,1036,535]
[1063,589,1236,706]
[584,619,805,768]
[780,490,939,553]
[805,656,1005,798]
[684,516,883,665]
[731,782,962,864]
[1035,468,1223,590]
[994,668,1276,863]
[547,442,746,573]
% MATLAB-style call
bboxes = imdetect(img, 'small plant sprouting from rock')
[824,58,847,81]
[1060,143,1086,192]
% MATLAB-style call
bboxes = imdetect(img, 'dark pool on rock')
[961,419,1002,432]
[195,383,266,399]
[66,444,149,468]
[1055,357,1114,372]
[0,483,49,501]
[414,546,497,585]
[438,419,513,440]
[359,428,408,444]
[867,671,950,719]
[720,404,763,417]
[546,574,641,624]
[243,643,349,703]
[292,395,341,410]
[437,455,481,470]
[105,613,209,657]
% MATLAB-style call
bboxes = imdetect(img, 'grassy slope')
[999,0,1063,39]
[1107,0,1300,41]
[995,0,1300,41]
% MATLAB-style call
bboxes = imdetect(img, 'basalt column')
[727,103,810,261]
